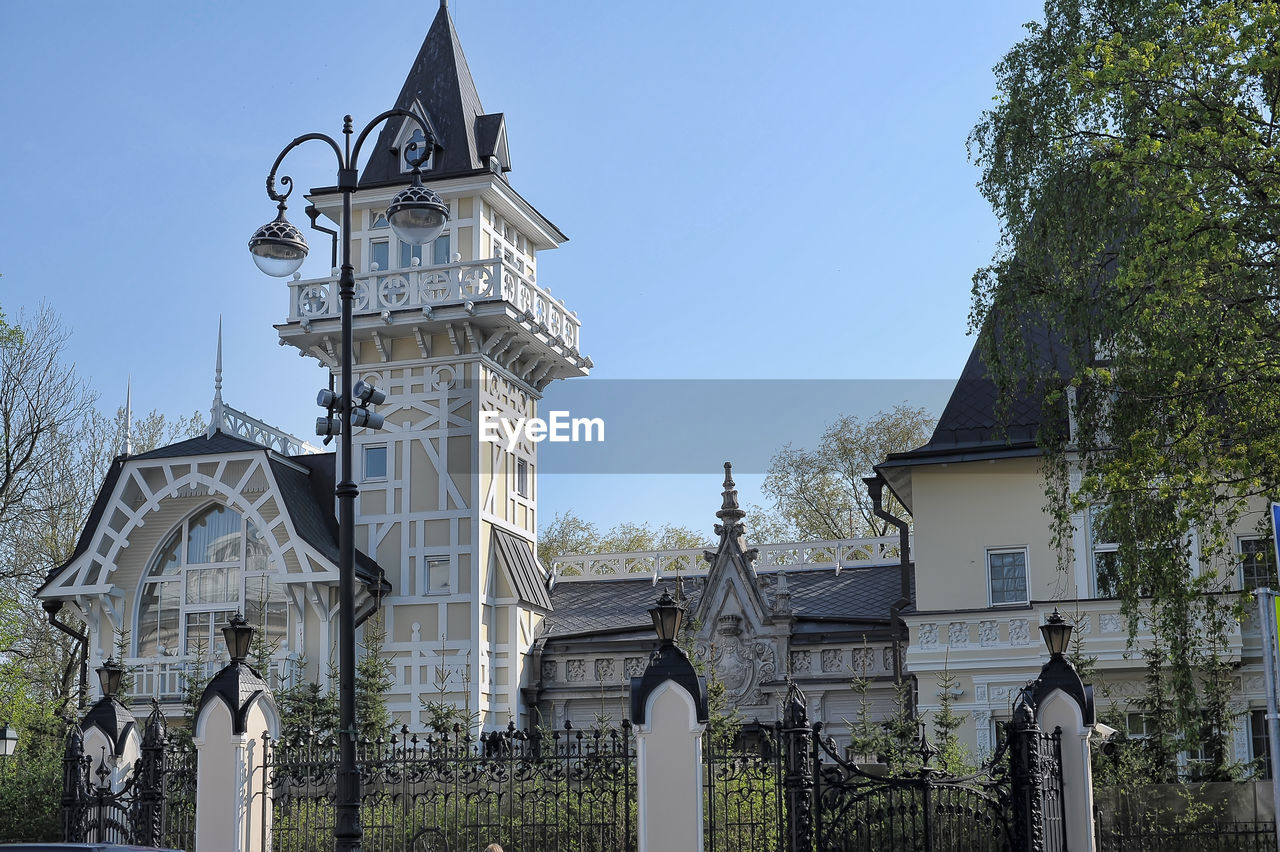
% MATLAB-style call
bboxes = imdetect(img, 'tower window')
[364,445,388,480]
[516,458,530,498]
[399,240,420,269]
[401,128,434,172]
[370,239,389,272]
[425,557,451,595]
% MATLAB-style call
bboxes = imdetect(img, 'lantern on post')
[1039,608,1073,658]
[648,588,684,645]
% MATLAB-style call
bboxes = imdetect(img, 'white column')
[193,685,278,852]
[634,679,706,852]
[1037,688,1096,852]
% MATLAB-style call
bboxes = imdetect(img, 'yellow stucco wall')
[911,457,1058,611]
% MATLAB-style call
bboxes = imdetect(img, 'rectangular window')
[426,557,451,595]
[516,458,530,498]
[1241,536,1277,591]
[399,240,419,269]
[432,233,451,265]
[1090,505,1121,597]
[1126,712,1155,739]
[185,566,239,605]
[370,239,389,272]
[1252,709,1273,779]
[987,548,1028,605]
[363,445,388,480]
[184,609,237,656]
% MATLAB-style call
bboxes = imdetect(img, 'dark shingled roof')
[541,565,910,639]
[880,313,1071,467]
[41,456,125,589]
[359,3,495,186]
[269,455,384,588]
[132,431,266,459]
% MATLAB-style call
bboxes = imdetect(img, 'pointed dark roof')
[880,313,1072,467]
[875,312,1073,513]
[360,3,503,187]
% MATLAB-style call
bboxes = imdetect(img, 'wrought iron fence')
[162,739,196,852]
[702,726,785,852]
[60,702,193,849]
[265,721,635,852]
[1096,820,1278,852]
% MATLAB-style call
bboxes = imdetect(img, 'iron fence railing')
[265,721,635,852]
[1096,820,1278,852]
[702,726,785,852]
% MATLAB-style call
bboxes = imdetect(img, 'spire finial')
[209,318,224,438]
[122,378,132,456]
[440,0,447,8]
[716,461,745,523]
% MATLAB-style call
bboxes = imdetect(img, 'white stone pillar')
[1037,687,1096,852]
[192,659,279,852]
[634,678,707,852]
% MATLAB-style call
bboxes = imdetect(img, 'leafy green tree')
[970,0,1280,737]
[538,513,711,564]
[760,404,935,540]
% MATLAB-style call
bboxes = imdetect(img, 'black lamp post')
[96,658,125,700]
[249,111,448,852]
[1040,608,1073,658]
[0,722,17,759]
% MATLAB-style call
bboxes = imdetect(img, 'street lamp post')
[248,111,448,852]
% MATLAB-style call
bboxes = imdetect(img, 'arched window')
[136,504,288,659]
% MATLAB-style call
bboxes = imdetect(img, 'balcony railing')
[550,536,906,583]
[123,655,303,703]
[287,257,581,353]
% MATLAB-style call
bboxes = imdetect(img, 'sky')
[0,0,1043,536]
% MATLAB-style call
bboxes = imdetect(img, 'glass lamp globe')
[386,173,449,246]
[248,206,309,277]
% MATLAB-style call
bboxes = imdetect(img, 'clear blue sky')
[0,0,1042,536]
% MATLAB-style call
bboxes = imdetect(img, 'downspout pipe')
[864,475,911,685]
[43,600,88,712]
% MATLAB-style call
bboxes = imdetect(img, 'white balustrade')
[125,656,302,701]
[288,257,581,352]
[550,536,906,583]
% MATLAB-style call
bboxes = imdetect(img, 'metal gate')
[60,702,192,849]
[755,682,1066,852]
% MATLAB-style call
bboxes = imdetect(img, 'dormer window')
[400,127,435,173]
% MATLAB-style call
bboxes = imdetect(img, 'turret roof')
[360,1,506,187]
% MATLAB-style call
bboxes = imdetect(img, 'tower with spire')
[277,3,589,728]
